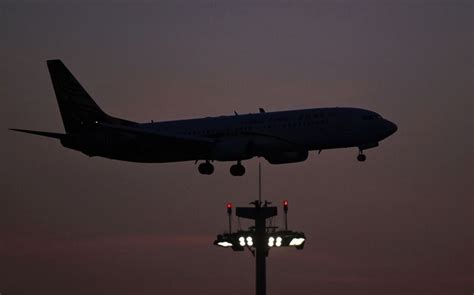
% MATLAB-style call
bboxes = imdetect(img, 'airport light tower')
[213,166,306,295]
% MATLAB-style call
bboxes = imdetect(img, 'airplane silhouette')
[11,60,397,176]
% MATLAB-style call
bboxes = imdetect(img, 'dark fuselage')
[62,107,396,164]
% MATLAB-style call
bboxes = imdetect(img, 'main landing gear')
[197,160,246,176]
[230,161,246,176]
[198,161,214,175]
[357,149,367,162]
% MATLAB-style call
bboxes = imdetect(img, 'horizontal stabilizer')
[9,128,65,139]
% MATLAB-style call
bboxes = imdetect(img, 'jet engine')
[264,151,309,164]
[212,138,253,161]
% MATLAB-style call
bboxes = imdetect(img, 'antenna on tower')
[258,162,262,203]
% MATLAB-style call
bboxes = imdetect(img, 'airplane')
[10,60,397,176]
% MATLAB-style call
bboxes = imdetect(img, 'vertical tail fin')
[47,59,108,133]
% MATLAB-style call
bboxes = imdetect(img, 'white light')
[276,236,282,247]
[246,236,253,246]
[268,237,275,247]
[289,238,305,246]
[217,241,233,247]
[239,236,245,246]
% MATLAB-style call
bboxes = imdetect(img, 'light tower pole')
[215,199,305,295]
[255,201,267,295]
[236,200,277,295]
[213,164,306,295]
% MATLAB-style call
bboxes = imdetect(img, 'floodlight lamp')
[276,236,282,247]
[246,236,253,246]
[289,238,305,246]
[217,241,233,247]
[239,236,245,246]
[268,237,275,247]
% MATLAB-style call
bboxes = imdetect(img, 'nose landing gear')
[230,161,246,176]
[198,161,214,175]
[357,150,366,162]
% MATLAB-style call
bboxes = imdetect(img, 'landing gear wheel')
[230,163,245,176]
[198,162,214,175]
[357,154,366,162]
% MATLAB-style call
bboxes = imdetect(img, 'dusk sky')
[1,1,473,294]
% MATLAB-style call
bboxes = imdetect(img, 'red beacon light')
[226,202,233,233]
[226,202,233,214]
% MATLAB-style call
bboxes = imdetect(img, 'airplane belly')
[248,130,308,156]
[71,133,209,163]
[317,122,356,149]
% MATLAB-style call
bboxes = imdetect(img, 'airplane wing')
[11,123,214,148]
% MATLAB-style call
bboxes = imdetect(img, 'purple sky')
[1,1,473,294]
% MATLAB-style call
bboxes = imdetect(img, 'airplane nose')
[385,120,398,136]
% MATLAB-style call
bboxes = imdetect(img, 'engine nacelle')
[212,139,253,161]
[264,151,309,164]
